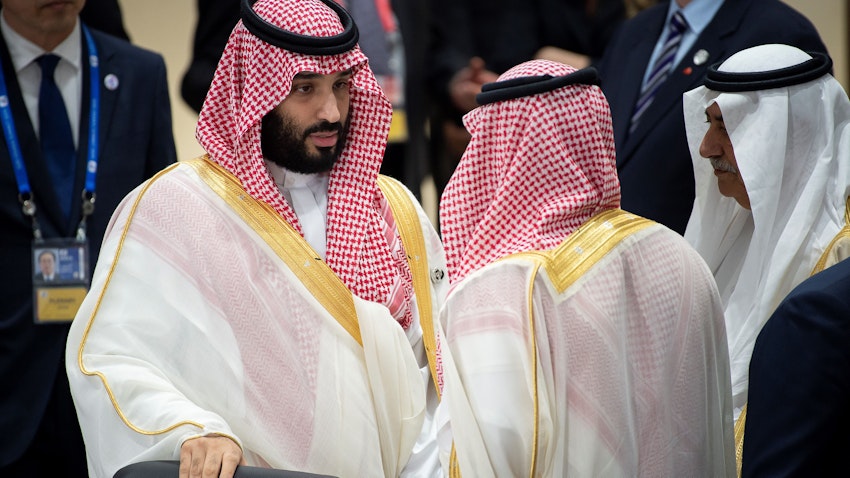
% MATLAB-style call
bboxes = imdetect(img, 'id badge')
[32,238,90,324]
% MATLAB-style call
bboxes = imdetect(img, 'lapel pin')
[104,73,119,91]
[693,49,710,66]
[683,66,693,75]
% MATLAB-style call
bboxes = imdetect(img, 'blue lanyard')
[0,26,100,239]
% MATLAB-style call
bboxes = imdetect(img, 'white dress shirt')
[0,13,83,146]
[265,161,330,259]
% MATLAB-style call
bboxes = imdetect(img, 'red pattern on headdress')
[196,0,412,327]
[440,60,621,284]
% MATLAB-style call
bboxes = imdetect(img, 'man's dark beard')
[261,111,350,174]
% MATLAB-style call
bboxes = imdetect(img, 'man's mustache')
[303,121,342,139]
[709,157,738,174]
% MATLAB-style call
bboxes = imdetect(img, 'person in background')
[80,0,129,41]
[66,0,447,477]
[597,0,827,234]
[180,0,240,113]
[426,0,626,201]
[437,59,733,477]
[0,0,177,476]
[681,43,850,471]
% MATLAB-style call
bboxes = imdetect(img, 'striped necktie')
[629,11,688,133]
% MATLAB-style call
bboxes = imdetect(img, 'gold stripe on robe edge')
[76,160,208,435]
[527,262,542,478]
[188,157,361,345]
[515,208,653,477]
[504,208,656,294]
[811,196,850,274]
[74,156,374,437]
[447,209,655,476]
[376,175,441,398]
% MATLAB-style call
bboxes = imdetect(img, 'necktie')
[38,54,76,219]
[629,11,688,133]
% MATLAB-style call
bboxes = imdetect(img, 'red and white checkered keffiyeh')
[439,60,621,284]
[196,0,413,328]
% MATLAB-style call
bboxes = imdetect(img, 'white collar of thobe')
[280,168,328,193]
[265,161,330,258]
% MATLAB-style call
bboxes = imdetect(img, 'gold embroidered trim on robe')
[376,175,441,398]
[76,156,362,438]
[76,160,210,436]
[504,208,656,293]
[812,196,850,274]
[506,208,654,476]
[189,156,361,345]
[448,208,655,476]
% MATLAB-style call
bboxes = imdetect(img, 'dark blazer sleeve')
[742,261,850,477]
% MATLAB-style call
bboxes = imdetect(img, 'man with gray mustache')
[681,43,850,472]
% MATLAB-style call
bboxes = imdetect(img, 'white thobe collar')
[265,161,330,259]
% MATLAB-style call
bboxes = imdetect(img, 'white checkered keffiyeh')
[439,60,621,284]
[196,0,413,328]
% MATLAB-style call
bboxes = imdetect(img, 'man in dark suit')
[0,0,177,476]
[743,257,850,476]
[597,0,826,234]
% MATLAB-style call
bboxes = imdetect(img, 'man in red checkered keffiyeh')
[436,60,734,476]
[197,0,415,329]
[65,1,448,477]
[439,60,621,284]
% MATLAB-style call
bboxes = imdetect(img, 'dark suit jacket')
[34,273,59,282]
[0,27,176,466]
[597,0,826,234]
[387,0,430,197]
[180,0,240,113]
[743,258,850,476]
[427,0,625,105]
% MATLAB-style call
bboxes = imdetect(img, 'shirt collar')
[264,160,330,192]
[0,13,82,74]
[669,0,724,36]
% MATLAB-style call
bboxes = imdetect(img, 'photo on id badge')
[32,239,90,324]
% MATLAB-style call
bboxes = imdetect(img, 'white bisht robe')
[440,210,735,477]
[65,159,448,478]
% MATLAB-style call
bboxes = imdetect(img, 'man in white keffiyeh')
[683,44,850,424]
[64,1,448,477]
[436,59,734,477]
